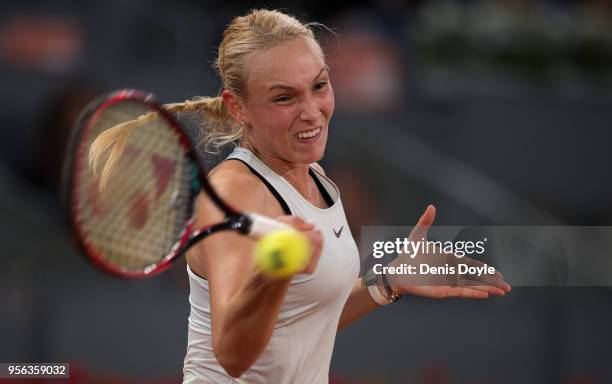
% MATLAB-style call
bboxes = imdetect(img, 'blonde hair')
[89,9,325,188]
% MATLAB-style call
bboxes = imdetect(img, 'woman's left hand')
[388,205,512,299]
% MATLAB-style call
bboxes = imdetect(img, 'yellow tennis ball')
[254,229,312,279]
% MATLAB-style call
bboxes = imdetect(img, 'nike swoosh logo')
[333,226,344,238]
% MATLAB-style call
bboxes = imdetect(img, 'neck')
[242,143,309,179]
[241,144,321,206]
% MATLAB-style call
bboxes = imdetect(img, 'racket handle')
[248,212,291,238]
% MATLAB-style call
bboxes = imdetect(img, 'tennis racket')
[62,89,294,278]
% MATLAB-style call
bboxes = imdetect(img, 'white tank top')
[183,148,360,383]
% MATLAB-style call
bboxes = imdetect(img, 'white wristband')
[368,284,391,306]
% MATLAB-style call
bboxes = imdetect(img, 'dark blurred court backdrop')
[1,0,611,383]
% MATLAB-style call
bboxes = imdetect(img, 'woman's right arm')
[186,168,322,378]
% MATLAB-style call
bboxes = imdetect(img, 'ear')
[221,90,247,125]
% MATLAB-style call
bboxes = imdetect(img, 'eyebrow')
[267,67,328,92]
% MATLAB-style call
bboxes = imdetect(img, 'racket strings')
[74,102,195,271]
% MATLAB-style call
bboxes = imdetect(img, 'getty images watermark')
[361,226,612,287]
[371,236,494,277]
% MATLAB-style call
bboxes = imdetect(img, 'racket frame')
[63,89,259,278]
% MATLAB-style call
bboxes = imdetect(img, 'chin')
[286,128,328,164]
[300,142,326,164]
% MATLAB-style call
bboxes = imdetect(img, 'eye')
[274,95,292,103]
[314,81,328,91]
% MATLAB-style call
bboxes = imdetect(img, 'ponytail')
[89,96,242,190]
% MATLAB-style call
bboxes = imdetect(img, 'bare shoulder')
[209,160,257,191]
[206,160,281,216]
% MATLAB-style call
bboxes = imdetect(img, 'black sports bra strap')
[227,159,292,215]
[309,168,334,208]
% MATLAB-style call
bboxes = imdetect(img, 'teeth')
[297,127,321,139]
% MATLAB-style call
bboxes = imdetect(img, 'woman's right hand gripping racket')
[63,89,311,278]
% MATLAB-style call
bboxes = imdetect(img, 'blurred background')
[1,0,612,383]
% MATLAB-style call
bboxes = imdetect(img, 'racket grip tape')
[247,213,291,238]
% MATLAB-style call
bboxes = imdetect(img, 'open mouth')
[295,127,322,142]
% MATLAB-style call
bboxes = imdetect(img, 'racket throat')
[226,214,252,234]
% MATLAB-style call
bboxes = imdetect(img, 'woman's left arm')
[337,278,381,331]
[338,205,512,331]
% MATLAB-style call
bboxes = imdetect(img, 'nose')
[299,95,321,122]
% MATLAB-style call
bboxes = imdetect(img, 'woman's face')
[241,37,334,165]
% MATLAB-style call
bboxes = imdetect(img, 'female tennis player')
[93,9,511,383]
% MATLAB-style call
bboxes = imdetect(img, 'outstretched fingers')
[409,205,437,242]
[445,286,489,299]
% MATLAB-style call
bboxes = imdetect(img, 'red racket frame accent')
[66,89,240,278]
